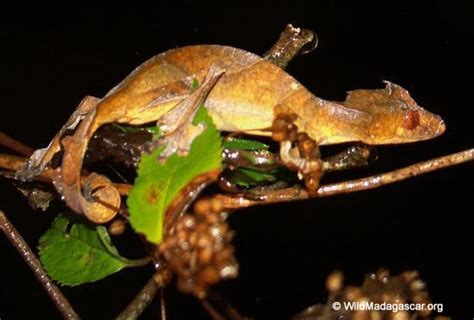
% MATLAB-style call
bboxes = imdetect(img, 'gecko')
[17,28,445,224]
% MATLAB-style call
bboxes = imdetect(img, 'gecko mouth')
[414,114,446,141]
[416,119,446,141]
[429,118,446,138]
[436,119,446,136]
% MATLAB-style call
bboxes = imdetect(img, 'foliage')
[127,106,222,244]
[38,213,145,286]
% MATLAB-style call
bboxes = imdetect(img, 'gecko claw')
[272,113,324,193]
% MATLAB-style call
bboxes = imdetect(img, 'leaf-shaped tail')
[61,110,120,223]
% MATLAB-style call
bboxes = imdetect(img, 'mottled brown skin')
[21,45,446,222]
[72,45,445,145]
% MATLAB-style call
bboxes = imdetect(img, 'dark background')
[1,2,473,319]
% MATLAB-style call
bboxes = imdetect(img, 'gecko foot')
[147,65,225,160]
[272,113,323,193]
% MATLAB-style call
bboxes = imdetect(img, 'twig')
[115,272,167,320]
[2,148,473,210]
[0,211,79,319]
[206,290,244,320]
[0,153,132,195]
[160,288,167,320]
[0,153,57,182]
[201,299,225,320]
[0,131,34,157]
[164,170,221,233]
[214,148,474,209]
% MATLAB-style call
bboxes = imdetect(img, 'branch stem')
[0,131,34,157]
[215,148,474,209]
[0,211,79,320]
[160,288,167,320]
[0,153,132,195]
[115,272,167,320]
[2,148,473,210]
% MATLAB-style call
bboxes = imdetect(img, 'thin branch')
[201,299,225,320]
[0,153,30,171]
[205,290,244,320]
[0,131,34,157]
[0,153,56,182]
[115,273,166,320]
[214,148,474,209]
[0,153,132,195]
[2,148,473,210]
[0,211,79,320]
[160,288,167,320]
[164,170,221,233]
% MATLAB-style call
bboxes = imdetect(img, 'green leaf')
[38,213,140,286]
[227,167,278,187]
[191,78,200,90]
[227,165,297,188]
[112,123,160,135]
[223,137,269,150]
[243,150,276,166]
[127,106,222,244]
[239,167,278,183]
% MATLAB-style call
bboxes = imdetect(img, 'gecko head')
[345,81,446,144]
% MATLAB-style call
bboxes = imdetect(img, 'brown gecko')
[17,29,445,224]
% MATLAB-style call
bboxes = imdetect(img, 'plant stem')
[201,299,225,320]
[164,170,221,233]
[0,131,34,156]
[204,290,244,320]
[160,288,167,320]
[0,211,79,320]
[0,153,132,195]
[115,273,165,320]
[214,148,474,209]
[123,256,152,267]
[0,153,56,182]
[2,148,473,209]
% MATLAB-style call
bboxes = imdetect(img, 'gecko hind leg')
[16,95,100,180]
[264,24,318,69]
[271,113,324,193]
[223,145,376,198]
[271,114,380,193]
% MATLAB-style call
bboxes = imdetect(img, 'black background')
[1,2,473,319]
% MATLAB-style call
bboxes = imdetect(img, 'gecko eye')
[403,110,420,130]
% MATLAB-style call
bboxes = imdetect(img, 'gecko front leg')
[151,65,225,159]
